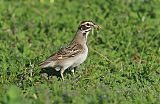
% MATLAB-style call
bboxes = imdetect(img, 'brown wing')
[50,43,83,60]
[39,43,83,68]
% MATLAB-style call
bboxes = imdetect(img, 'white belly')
[72,48,88,67]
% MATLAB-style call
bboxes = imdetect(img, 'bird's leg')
[74,67,77,70]
[71,68,75,76]
[60,68,65,81]
[71,67,77,76]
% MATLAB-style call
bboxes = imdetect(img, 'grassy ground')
[0,0,160,104]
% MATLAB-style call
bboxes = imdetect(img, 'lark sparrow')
[39,21,100,80]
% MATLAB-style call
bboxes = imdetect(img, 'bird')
[39,21,100,80]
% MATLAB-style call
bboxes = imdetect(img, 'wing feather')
[39,43,83,68]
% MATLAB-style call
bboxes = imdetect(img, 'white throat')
[82,28,91,40]
[83,31,89,40]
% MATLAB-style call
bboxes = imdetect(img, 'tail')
[39,60,56,69]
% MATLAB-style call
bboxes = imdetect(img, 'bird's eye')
[86,23,90,26]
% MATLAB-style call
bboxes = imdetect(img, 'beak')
[93,24,101,30]
[91,22,101,30]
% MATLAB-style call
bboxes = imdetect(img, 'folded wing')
[39,43,83,68]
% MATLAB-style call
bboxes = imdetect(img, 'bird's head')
[78,21,100,34]
[73,21,100,43]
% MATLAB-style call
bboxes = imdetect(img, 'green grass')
[0,0,160,104]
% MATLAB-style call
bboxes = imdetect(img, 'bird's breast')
[72,45,88,67]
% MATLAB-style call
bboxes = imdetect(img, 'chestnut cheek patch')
[81,25,90,30]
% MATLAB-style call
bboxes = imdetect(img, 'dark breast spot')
[83,33,86,36]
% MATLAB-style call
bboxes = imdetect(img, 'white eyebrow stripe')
[81,22,91,25]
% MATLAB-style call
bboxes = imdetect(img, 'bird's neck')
[71,30,90,45]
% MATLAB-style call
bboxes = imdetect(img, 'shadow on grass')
[40,67,61,78]
[40,67,73,79]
